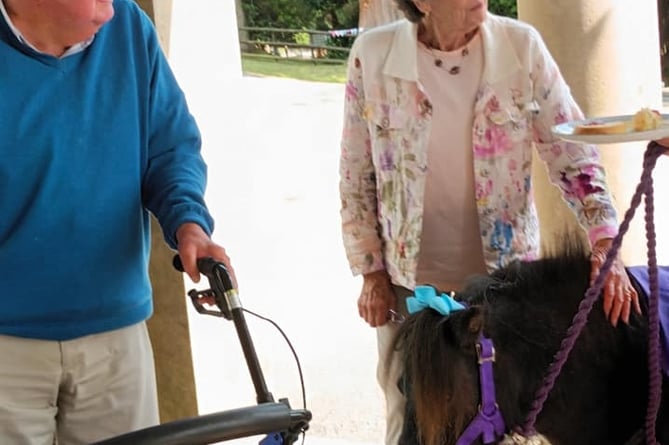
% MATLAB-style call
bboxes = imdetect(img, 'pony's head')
[394,298,488,445]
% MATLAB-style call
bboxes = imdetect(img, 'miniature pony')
[394,238,669,445]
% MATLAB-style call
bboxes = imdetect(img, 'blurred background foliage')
[240,0,516,31]
[241,0,359,30]
[238,0,668,86]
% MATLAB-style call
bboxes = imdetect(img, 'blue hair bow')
[407,285,466,315]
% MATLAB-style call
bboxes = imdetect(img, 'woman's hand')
[358,270,396,327]
[590,238,641,327]
[655,137,669,151]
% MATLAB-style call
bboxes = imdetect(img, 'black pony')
[394,238,669,445]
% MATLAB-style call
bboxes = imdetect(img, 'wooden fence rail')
[238,26,356,61]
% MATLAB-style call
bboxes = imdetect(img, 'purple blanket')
[627,265,669,377]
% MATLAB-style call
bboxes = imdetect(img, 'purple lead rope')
[642,143,663,445]
[519,141,665,445]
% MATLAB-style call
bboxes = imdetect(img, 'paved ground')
[182,75,385,445]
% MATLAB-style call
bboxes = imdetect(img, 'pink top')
[415,34,487,291]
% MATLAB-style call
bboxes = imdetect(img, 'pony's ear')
[448,306,484,351]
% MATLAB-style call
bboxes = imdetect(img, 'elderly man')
[0,0,233,443]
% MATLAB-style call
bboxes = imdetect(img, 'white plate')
[551,114,669,144]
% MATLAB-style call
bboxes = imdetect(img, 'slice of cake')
[574,119,630,135]
[632,107,662,131]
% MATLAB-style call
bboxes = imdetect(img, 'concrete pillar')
[518,0,669,265]
[135,0,200,422]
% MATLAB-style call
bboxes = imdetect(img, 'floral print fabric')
[339,15,618,289]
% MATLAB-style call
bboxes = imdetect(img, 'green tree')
[488,0,517,18]
[242,0,313,28]
[241,0,358,30]
[309,0,359,29]
[241,0,514,30]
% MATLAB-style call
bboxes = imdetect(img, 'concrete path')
[182,75,385,445]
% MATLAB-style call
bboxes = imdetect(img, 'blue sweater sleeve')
[139,14,214,249]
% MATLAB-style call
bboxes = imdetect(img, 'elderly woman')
[338,0,638,443]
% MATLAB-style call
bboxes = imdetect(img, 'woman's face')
[416,0,487,33]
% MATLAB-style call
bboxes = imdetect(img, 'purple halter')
[455,336,506,445]
[405,287,507,444]
[406,287,507,444]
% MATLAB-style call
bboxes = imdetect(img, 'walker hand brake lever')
[172,254,236,319]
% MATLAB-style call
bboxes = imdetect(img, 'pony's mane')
[461,234,591,307]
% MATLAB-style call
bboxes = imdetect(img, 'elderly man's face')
[48,0,115,39]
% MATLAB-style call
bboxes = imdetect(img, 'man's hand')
[358,270,395,328]
[590,238,641,327]
[175,222,236,287]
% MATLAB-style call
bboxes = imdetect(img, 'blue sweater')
[0,0,214,340]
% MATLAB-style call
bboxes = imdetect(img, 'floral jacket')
[338,14,618,289]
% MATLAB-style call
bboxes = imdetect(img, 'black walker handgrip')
[172,255,235,293]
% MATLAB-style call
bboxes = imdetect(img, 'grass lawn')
[241,53,348,84]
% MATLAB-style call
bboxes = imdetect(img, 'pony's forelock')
[397,309,481,445]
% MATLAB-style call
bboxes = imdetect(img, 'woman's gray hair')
[394,0,425,23]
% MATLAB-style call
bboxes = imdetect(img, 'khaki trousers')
[376,285,413,445]
[0,322,159,445]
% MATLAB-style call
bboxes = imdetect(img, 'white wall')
[170,0,242,84]
[168,0,243,171]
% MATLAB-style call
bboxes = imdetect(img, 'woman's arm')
[339,45,385,276]
[527,28,637,326]
[528,28,617,244]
